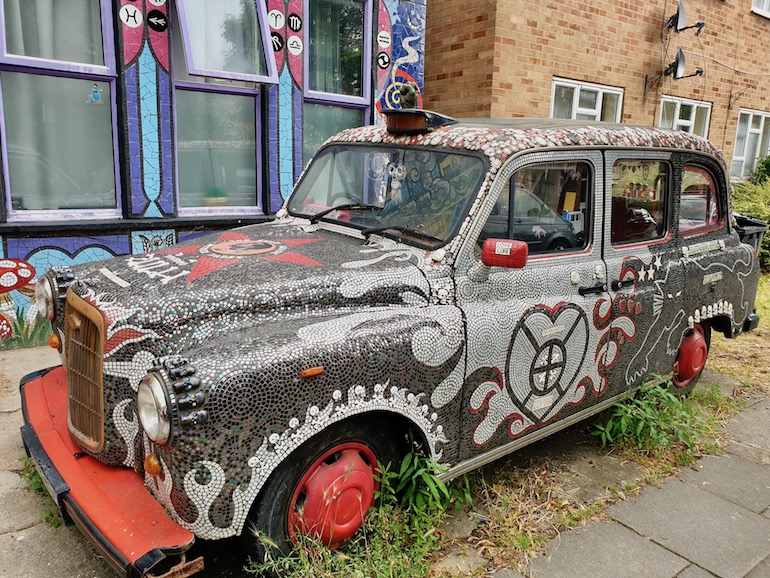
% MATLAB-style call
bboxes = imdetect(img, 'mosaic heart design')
[505,302,589,422]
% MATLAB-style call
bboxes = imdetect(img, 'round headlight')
[138,373,171,445]
[34,277,56,321]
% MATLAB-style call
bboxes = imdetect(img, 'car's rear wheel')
[672,323,711,395]
[245,416,398,561]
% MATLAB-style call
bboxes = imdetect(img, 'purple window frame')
[0,0,116,74]
[172,83,265,217]
[303,0,372,107]
[175,0,278,85]
[0,0,121,222]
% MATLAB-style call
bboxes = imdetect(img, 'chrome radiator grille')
[65,290,105,451]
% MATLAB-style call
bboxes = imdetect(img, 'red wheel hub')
[673,325,708,388]
[289,442,378,548]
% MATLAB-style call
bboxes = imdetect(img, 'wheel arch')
[240,407,441,537]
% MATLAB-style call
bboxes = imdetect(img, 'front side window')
[1,0,118,220]
[679,165,721,234]
[551,78,623,122]
[660,96,711,138]
[287,144,486,248]
[731,109,770,179]
[480,162,591,254]
[611,160,669,245]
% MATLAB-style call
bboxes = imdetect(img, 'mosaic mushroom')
[0,313,11,339]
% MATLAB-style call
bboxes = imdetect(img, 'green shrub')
[753,155,770,185]
[732,179,770,273]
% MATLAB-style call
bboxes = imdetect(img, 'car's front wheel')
[245,416,398,560]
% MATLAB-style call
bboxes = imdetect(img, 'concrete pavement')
[0,347,769,577]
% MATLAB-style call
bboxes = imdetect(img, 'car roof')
[329,115,726,168]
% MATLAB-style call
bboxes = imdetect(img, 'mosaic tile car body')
[20,112,763,577]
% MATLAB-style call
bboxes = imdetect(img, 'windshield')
[287,144,487,247]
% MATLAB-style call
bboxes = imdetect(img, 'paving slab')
[0,409,24,472]
[527,521,688,578]
[0,346,60,396]
[746,553,770,577]
[608,477,770,578]
[727,398,770,466]
[681,454,770,513]
[676,565,716,578]
[0,521,113,578]
[0,471,48,535]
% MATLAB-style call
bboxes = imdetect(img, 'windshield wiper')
[308,203,382,224]
[362,224,445,244]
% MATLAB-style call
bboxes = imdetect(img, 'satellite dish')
[664,48,703,80]
[666,0,706,35]
[668,0,686,31]
[671,48,686,79]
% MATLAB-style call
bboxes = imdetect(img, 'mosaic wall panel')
[0,235,130,349]
[118,0,174,219]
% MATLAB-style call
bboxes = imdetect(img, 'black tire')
[548,239,571,251]
[243,416,398,561]
[672,323,711,396]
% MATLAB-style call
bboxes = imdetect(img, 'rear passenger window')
[679,165,721,233]
[611,160,669,245]
[480,161,591,254]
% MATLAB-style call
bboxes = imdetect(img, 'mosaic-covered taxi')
[21,110,762,577]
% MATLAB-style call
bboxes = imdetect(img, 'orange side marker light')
[299,366,325,379]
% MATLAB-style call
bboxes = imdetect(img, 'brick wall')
[424,0,770,166]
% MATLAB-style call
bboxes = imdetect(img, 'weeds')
[20,457,62,528]
[246,451,467,577]
[591,379,721,465]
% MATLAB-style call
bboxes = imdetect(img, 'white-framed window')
[550,78,623,123]
[172,0,277,216]
[731,109,770,179]
[0,0,120,221]
[751,0,770,19]
[659,96,711,138]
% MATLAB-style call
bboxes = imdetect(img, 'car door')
[455,151,612,461]
[600,151,683,396]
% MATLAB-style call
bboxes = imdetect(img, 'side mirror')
[481,239,528,268]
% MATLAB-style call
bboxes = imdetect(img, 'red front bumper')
[20,366,201,577]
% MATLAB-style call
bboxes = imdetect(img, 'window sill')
[0,214,273,236]
[750,7,770,19]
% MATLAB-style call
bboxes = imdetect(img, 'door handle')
[578,283,607,295]
[610,279,627,291]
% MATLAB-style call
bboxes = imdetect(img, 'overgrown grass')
[592,381,712,465]
[709,274,770,394]
[245,452,470,578]
[592,379,739,471]
[20,456,62,528]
